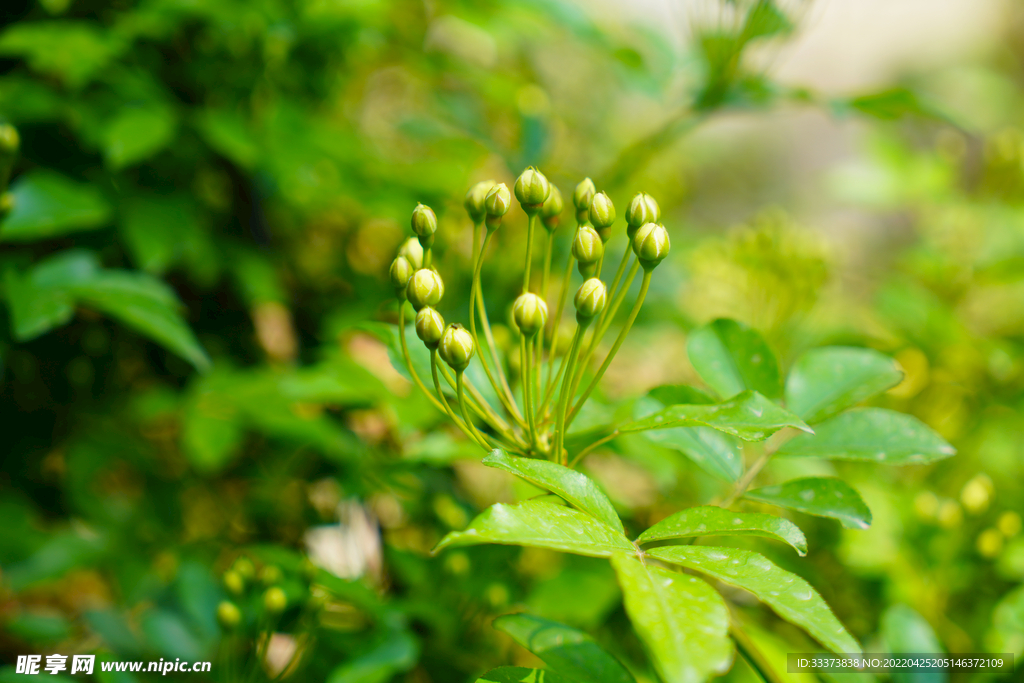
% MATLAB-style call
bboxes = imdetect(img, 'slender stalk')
[594,247,634,340]
[567,270,652,427]
[576,256,640,389]
[469,230,526,426]
[730,617,787,683]
[457,371,491,450]
[719,430,793,507]
[554,323,587,465]
[438,361,525,449]
[544,250,575,398]
[431,350,485,448]
[424,247,432,268]
[537,230,554,408]
[539,334,572,418]
[523,213,537,292]
[521,336,538,449]
[398,304,446,413]
[568,429,618,468]
[541,231,554,304]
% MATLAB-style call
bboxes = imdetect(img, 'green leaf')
[0,171,112,242]
[741,0,794,41]
[775,408,955,464]
[119,194,203,274]
[648,546,861,655]
[687,319,782,399]
[483,449,623,533]
[327,631,418,683]
[745,477,872,529]
[69,270,210,371]
[610,553,733,683]
[638,506,807,556]
[643,427,744,483]
[785,347,903,425]
[619,390,811,441]
[196,108,260,168]
[3,267,75,340]
[434,501,633,558]
[493,613,635,683]
[104,104,177,170]
[474,668,575,683]
[846,87,949,123]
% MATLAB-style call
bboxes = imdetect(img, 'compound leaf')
[745,477,872,529]
[638,506,806,556]
[648,545,860,655]
[434,501,633,558]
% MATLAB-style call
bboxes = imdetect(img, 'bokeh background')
[1,0,1023,680]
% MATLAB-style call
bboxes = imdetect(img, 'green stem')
[438,361,525,449]
[457,371,491,450]
[568,429,618,468]
[521,336,538,449]
[719,430,792,507]
[431,350,482,446]
[594,247,634,339]
[554,322,588,465]
[544,250,575,400]
[567,270,651,428]
[523,212,537,292]
[398,304,446,413]
[469,230,526,427]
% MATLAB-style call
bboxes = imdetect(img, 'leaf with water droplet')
[785,347,903,425]
[649,545,861,655]
[638,506,807,555]
[434,500,633,558]
[687,318,783,400]
[744,478,871,529]
[776,408,955,465]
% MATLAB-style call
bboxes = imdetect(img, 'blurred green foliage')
[0,0,1022,681]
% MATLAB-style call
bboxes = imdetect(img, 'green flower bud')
[398,237,424,270]
[484,183,512,231]
[465,180,495,223]
[407,269,444,311]
[223,570,244,596]
[573,177,596,211]
[233,557,255,579]
[0,192,14,221]
[411,203,437,237]
[540,185,563,231]
[512,292,548,337]
[572,225,604,272]
[0,124,19,190]
[514,166,551,210]
[389,256,414,298]
[626,192,660,238]
[589,192,615,230]
[416,307,445,349]
[574,278,607,320]
[264,586,287,614]
[259,565,283,586]
[632,222,671,270]
[217,601,242,629]
[439,323,475,372]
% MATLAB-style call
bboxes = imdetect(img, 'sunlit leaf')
[611,553,733,683]
[104,104,177,170]
[0,21,126,88]
[785,347,903,424]
[434,501,633,558]
[687,318,782,399]
[745,477,872,529]
[483,449,623,533]
[492,613,635,683]
[619,390,810,441]
[649,546,861,655]
[638,506,807,556]
[0,171,111,242]
[776,408,955,464]
[474,668,574,683]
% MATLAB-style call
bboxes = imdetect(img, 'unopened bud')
[217,601,242,629]
[514,167,551,211]
[465,180,496,223]
[259,565,283,586]
[513,293,548,337]
[626,193,660,239]
[411,203,437,237]
[233,557,255,579]
[540,185,563,231]
[390,256,414,298]
[573,177,596,211]
[398,237,424,270]
[439,324,475,372]
[572,226,604,277]
[407,269,444,310]
[589,192,615,230]
[0,124,19,190]
[223,570,244,595]
[484,183,512,231]
[632,222,671,270]
[264,587,287,614]
[416,307,445,349]
[574,279,607,320]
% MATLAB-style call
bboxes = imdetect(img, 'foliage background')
[1,0,1023,680]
